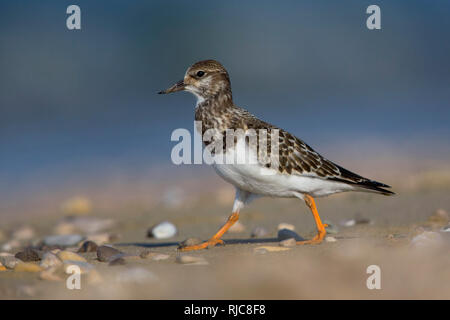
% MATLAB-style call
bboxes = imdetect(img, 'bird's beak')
[158,79,185,94]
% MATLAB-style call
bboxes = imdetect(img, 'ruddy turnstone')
[159,59,394,251]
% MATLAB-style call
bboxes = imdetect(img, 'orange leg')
[178,212,239,251]
[297,195,328,245]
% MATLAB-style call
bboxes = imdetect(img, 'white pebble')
[148,221,177,239]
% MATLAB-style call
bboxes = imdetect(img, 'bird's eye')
[196,71,205,77]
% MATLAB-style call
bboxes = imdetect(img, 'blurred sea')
[1,1,449,214]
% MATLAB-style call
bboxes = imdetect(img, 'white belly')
[212,159,354,199]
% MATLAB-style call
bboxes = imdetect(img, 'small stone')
[15,248,42,262]
[277,223,295,231]
[0,253,20,269]
[279,238,296,247]
[86,233,112,245]
[97,245,122,262]
[61,196,92,216]
[57,250,87,262]
[324,220,339,234]
[78,241,98,253]
[254,247,268,254]
[251,227,269,238]
[176,255,208,265]
[411,231,443,248]
[179,238,202,248]
[228,220,246,233]
[40,252,62,269]
[441,225,450,233]
[139,250,155,259]
[63,260,94,274]
[341,219,356,227]
[53,222,76,235]
[147,221,177,239]
[277,229,303,241]
[325,236,337,242]
[14,262,43,272]
[255,246,291,252]
[152,254,170,261]
[0,265,6,271]
[12,226,35,241]
[44,234,85,247]
[109,257,126,266]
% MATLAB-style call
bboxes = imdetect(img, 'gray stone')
[176,255,208,265]
[39,252,62,269]
[97,245,122,262]
[0,253,20,269]
[44,234,85,247]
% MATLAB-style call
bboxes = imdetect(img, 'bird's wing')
[234,108,394,195]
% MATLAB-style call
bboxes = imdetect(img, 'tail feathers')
[357,181,395,196]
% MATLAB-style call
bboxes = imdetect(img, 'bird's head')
[159,59,232,103]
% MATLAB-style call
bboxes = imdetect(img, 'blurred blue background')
[1,1,449,210]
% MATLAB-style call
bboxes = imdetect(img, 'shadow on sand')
[115,236,307,249]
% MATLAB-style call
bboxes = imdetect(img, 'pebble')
[152,254,170,261]
[63,260,94,274]
[441,225,450,233]
[250,227,269,238]
[139,250,155,259]
[176,255,208,265]
[86,233,113,245]
[147,221,177,239]
[411,231,443,248]
[325,236,337,242]
[0,253,20,269]
[277,223,295,231]
[254,246,291,253]
[228,220,246,233]
[179,238,202,248]
[61,196,92,216]
[0,264,6,271]
[44,234,85,247]
[279,238,296,247]
[56,216,115,235]
[14,262,43,272]
[12,226,35,241]
[40,252,62,269]
[15,248,42,262]
[78,241,98,253]
[277,229,304,241]
[324,220,339,234]
[341,219,356,227]
[116,267,157,283]
[57,250,86,262]
[97,245,122,262]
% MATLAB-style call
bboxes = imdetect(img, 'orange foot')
[296,224,328,245]
[178,238,224,251]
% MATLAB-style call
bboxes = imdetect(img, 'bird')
[159,59,394,251]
